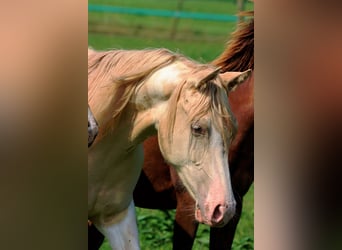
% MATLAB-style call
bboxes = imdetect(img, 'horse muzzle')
[195,200,236,227]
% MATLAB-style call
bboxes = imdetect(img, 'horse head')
[153,62,251,227]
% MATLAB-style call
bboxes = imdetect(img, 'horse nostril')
[213,204,226,222]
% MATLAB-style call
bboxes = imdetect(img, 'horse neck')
[228,73,254,156]
[229,73,254,117]
[213,17,254,150]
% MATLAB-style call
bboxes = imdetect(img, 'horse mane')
[212,11,254,72]
[88,48,177,133]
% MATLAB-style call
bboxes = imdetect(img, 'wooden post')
[170,0,185,40]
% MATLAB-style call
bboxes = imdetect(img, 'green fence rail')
[88,4,237,22]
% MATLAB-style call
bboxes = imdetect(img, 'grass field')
[89,0,254,249]
[89,0,254,62]
[99,185,253,250]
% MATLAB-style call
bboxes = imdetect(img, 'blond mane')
[88,48,177,133]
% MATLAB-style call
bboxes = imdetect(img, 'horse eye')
[191,123,205,136]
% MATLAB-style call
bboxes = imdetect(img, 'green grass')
[99,185,254,250]
[90,0,254,249]
[89,33,229,63]
[232,184,254,250]
[89,0,254,49]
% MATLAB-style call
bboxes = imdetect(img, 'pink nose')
[196,202,236,227]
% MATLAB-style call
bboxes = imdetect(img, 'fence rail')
[88,4,237,22]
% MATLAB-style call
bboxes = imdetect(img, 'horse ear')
[220,69,252,92]
[195,67,221,89]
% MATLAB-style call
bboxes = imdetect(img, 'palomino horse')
[88,47,251,249]
[88,106,98,147]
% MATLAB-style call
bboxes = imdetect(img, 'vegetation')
[89,0,254,62]
[89,1,254,249]
[99,185,253,250]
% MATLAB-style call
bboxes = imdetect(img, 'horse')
[88,12,254,250]
[88,47,251,249]
[134,15,254,250]
[88,106,99,147]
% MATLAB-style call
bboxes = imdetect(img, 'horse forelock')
[164,71,237,150]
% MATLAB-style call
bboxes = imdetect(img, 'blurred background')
[89,0,254,249]
[89,0,253,62]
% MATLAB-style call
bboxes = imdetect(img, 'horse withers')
[88,48,251,249]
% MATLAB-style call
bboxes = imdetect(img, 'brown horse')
[135,14,254,250]
[89,12,254,250]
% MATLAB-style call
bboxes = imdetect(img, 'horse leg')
[95,201,140,250]
[209,162,253,250]
[209,195,243,250]
[88,222,105,250]
[171,186,198,249]
[173,204,199,250]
